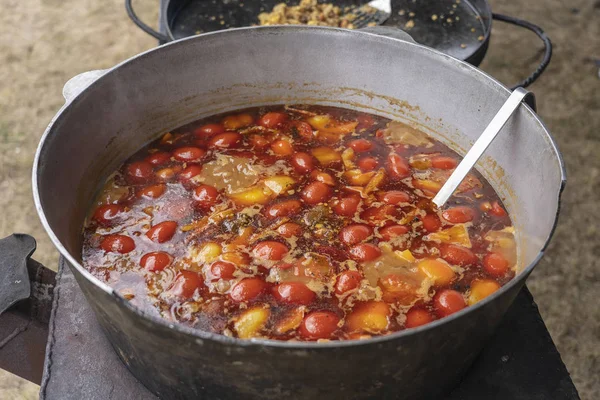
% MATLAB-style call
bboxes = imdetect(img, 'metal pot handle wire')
[125,0,170,42]
[492,13,553,90]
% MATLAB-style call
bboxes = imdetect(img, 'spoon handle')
[432,87,530,208]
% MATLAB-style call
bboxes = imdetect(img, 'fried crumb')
[257,0,376,29]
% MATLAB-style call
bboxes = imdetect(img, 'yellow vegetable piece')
[223,114,253,130]
[409,155,432,170]
[468,279,500,305]
[346,301,390,333]
[274,307,305,335]
[191,242,222,264]
[413,179,442,195]
[307,115,358,134]
[364,168,386,194]
[307,115,331,130]
[221,251,250,266]
[426,224,472,248]
[418,259,456,286]
[395,249,416,263]
[311,147,342,166]
[263,176,296,195]
[234,306,271,339]
[344,169,375,186]
[229,186,273,206]
[341,147,356,169]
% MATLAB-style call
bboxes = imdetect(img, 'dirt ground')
[0,0,598,398]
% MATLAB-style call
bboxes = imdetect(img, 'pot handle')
[0,234,56,384]
[62,69,108,103]
[125,0,170,42]
[492,13,553,89]
[359,26,416,43]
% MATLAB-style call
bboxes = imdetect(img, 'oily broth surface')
[82,105,515,341]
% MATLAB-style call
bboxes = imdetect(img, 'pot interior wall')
[35,27,563,275]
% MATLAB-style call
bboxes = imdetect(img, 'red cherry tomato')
[339,224,372,246]
[348,139,373,153]
[168,270,203,299]
[290,152,314,173]
[299,311,340,340]
[273,282,316,305]
[264,199,302,219]
[434,289,466,317]
[125,161,153,184]
[100,235,135,254]
[490,201,507,217]
[442,206,476,224]
[178,165,202,182]
[441,244,478,266]
[229,278,266,302]
[356,114,375,130]
[271,139,294,156]
[386,153,410,179]
[333,195,361,216]
[421,214,441,232]
[360,205,397,225]
[145,152,171,166]
[379,225,409,241]
[92,204,124,226]
[349,243,382,261]
[208,132,242,148]
[405,308,434,328]
[210,261,236,280]
[277,222,303,238]
[483,252,510,277]
[173,147,205,162]
[193,185,219,208]
[252,241,289,261]
[301,182,332,205]
[289,121,313,140]
[259,112,288,128]
[380,190,410,205]
[335,271,363,294]
[138,184,166,199]
[146,221,177,243]
[431,156,458,170]
[194,123,224,137]
[249,134,270,149]
[140,252,172,272]
[357,156,379,172]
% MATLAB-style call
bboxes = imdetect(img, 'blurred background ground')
[0,0,598,398]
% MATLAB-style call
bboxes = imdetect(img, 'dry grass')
[0,0,598,398]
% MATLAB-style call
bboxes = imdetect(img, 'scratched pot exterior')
[33,27,565,399]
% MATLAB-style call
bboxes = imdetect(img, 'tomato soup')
[82,105,516,341]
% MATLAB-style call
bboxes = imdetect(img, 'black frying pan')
[126,0,551,89]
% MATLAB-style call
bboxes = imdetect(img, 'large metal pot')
[33,26,565,399]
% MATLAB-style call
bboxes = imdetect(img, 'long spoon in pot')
[432,87,530,208]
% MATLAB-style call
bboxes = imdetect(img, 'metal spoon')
[351,0,392,28]
[432,87,530,208]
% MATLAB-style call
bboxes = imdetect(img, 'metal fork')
[350,0,392,29]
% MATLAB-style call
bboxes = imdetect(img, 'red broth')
[82,105,516,341]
